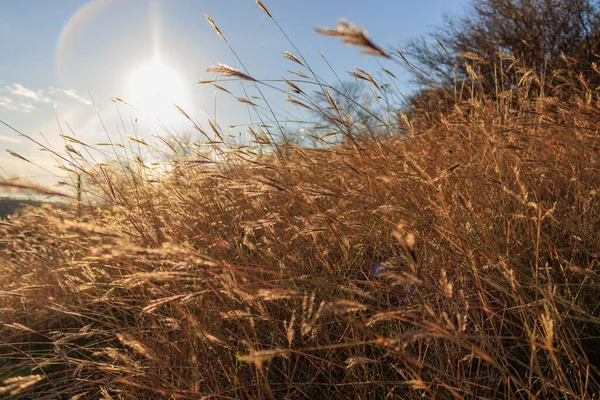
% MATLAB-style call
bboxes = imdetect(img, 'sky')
[0,0,467,185]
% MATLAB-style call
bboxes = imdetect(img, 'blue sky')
[0,0,466,183]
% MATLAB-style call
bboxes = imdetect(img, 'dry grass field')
[1,10,599,400]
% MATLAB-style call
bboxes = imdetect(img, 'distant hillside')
[0,197,44,219]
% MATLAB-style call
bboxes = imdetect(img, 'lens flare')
[125,57,186,116]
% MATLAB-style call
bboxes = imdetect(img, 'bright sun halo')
[125,58,186,117]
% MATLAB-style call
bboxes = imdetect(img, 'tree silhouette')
[406,0,600,92]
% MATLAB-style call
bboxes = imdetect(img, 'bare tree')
[313,80,376,126]
[406,0,600,91]
[310,79,402,143]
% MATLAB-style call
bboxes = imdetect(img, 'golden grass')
[1,11,600,399]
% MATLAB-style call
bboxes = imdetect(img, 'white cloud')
[0,95,35,113]
[0,82,92,113]
[61,89,92,106]
[19,103,36,113]
[0,135,24,144]
[0,96,15,109]
[7,83,42,101]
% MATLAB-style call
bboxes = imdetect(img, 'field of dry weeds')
[1,8,600,399]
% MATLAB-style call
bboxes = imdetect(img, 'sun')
[125,57,187,117]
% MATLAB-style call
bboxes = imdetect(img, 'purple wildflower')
[370,260,387,277]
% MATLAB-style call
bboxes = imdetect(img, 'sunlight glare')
[125,58,187,118]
